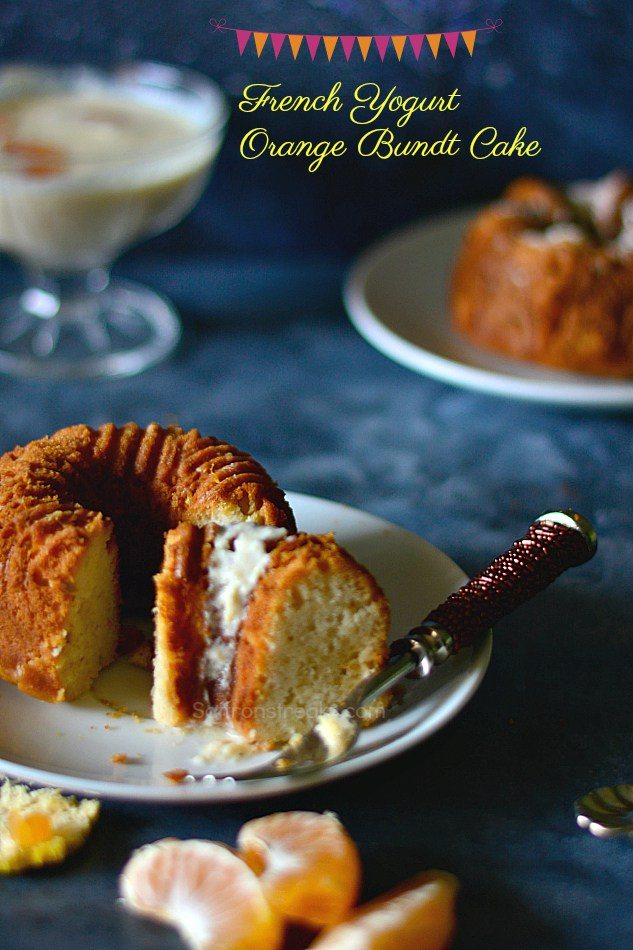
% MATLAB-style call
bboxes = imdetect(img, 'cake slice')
[153,523,390,746]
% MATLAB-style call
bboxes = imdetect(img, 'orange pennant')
[461,30,477,55]
[357,36,372,60]
[391,35,406,60]
[426,33,442,58]
[253,32,269,56]
[288,34,304,58]
[323,35,339,60]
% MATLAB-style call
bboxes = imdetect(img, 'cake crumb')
[110,753,142,765]
[0,780,99,874]
[163,769,189,784]
[193,732,254,764]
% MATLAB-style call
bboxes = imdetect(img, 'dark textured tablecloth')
[1,1,632,948]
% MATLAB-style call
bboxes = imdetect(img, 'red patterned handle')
[422,511,597,653]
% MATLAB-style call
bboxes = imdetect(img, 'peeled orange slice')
[119,838,282,950]
[237,811,361,928]
[309,869,459,949]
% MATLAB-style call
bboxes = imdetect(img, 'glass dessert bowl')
[0,62,228,378]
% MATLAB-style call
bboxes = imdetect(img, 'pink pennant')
[270,33,286,58]
[236,29,251,55]
[408,34,425,59]
[305,34,321,60]
[340,35,356,61]
[444,31,460,57]
[374,35,390,61]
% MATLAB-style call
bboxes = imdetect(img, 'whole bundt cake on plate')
[451,172,633,376]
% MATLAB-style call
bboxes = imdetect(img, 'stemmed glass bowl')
[0,62,228,378]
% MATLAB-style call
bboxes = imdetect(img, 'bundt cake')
[0,423,294,703]
[153,522,390,746]
[450,171,633,376]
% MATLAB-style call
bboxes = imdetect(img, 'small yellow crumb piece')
[111,754,142,765]
[0,780,99,874]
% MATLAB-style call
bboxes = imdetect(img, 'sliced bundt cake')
[0,423,294,702]
[153,522,390,746]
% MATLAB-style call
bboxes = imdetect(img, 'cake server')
[202,509,597,782]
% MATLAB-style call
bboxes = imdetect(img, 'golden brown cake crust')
[450,174,633,377]
[152,523,209,726]
[0,423,295,702]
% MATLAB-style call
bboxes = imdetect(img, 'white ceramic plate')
[344,208,633,409]
[0,493,491,803]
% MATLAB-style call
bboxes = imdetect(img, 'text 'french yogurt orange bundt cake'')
[0,423,294,703]
[153,523,390,746]
[451,171,633,376]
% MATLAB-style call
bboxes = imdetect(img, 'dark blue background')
[0,3,632,949]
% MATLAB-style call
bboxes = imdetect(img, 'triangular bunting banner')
[443,31,459,57]
[426,33,442,58]
[340,35,356,60]
[461,30,477,55]
[374,35,390,61]
[323,35,339,61]
[305,34,321,60]
[270,33,286,58]
[235,29,251,55]
[391,35,406,60]
[288,34,304,58]
[408,34,425,59]
[253,32,269,56]
[218,19,500,61]
[357,36,372,60]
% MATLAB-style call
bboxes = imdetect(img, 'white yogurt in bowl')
[0,63,228,271]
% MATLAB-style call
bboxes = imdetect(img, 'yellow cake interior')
[53,526,119,701]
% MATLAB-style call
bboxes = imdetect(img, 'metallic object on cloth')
[576,785,633,838]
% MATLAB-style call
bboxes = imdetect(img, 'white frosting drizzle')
[203,523,288,691]
[521,223,585,246]
[568,172,627,229]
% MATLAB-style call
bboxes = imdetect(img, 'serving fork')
[197,509,597,782]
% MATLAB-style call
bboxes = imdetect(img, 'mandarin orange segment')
[309,869,459,950]
[237,811,361,928]
[119,838,282,950]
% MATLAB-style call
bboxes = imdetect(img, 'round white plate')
[344,208,633,409]
[0,493,491,803]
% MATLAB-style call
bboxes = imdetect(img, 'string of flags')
[209,18,502,61]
